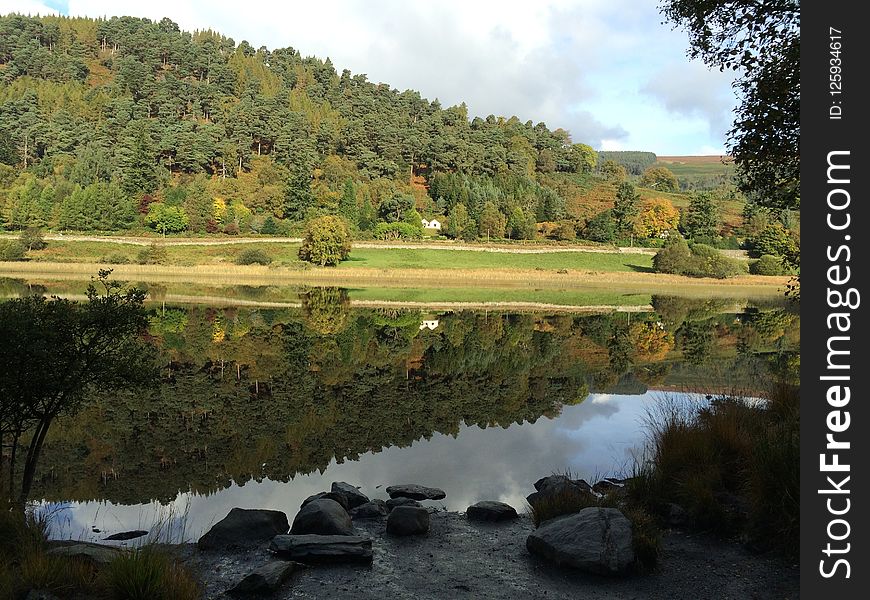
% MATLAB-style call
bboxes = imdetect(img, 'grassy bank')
[628,384,800,557]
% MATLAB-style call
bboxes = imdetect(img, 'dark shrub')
[750,254,785,275]
[235,248,272,265]
[223,223,240,235]
[19,228,46,251]
[0,240,25,261]
[137,243,168,265]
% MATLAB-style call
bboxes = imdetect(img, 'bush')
[653,239,746,279]
[223,222,240,235]
[750,254,786,276]
[0,240,25,261]
[373,221,424,240]
[137,243,168,265]
[100,253,131,265]
[298,215,352,266]
[629,386,799,557]
[235,248,272,265]
[205,219,219,233]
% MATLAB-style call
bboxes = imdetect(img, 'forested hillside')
[0,13,738,243]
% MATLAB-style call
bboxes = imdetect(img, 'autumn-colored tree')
[634,199,680,239]
[298,215,352,266]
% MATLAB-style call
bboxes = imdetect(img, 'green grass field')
[23,240,655,273]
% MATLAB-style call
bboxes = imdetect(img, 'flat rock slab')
[526,507,635,576]
[350,499,388,520]
[270,534,373,564]
[331,481,369,509]
[46,543,122,565]
[291,498,354,536]
[386,484,446,501]
[103,530,149,541]
[198,508,289,550]
[467,501,518,522]
[386,505,430,536]
[228,560,302,595]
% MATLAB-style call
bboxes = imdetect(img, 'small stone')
[385,484,446,501]
[331,482,369,509]
[386,505,430,536]
[386,497,421,512]
[301,491,349,511]
[349,499,388,520]
[466,501,518,522]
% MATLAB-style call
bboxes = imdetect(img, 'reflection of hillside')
[33,298,798,505]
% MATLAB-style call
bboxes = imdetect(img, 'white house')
[419,319,440,331]
[421,218,442,230]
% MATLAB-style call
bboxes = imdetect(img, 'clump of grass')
[18,549,99,596]
[102,547,201,600]
[628,385,800,556]
[528,488,598,527]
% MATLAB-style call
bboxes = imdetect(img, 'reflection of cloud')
[55,392,663,541]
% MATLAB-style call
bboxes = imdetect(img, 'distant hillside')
[0,13,743,244]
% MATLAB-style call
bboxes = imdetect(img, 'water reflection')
[11,286,798,541]
[49,391,677,542]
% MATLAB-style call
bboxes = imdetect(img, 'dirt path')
[14,234,679,256]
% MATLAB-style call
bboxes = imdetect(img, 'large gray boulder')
[386,505,430,536]
[270,534,373,564]
[198,508,289,550]
[331,482,370,509]
[291,498,354,536]
[300,491,349,511]
[467,501,518,522]
[526,507,635,575]
[228,560,301,595]
[385,484,446,501]
[349,499,388,520]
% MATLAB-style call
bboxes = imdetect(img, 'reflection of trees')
[32,302,799,505]
[302,287,350,335]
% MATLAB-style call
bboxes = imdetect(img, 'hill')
[0,13,744,244]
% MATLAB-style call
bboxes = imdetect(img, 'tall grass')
[628,384,799,556]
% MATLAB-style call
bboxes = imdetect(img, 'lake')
[3,281,799,543]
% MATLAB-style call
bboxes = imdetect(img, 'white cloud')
[1,0,59,15]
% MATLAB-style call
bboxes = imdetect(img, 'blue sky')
[2,0,737,155]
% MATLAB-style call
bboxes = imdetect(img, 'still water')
[13,286,796,543]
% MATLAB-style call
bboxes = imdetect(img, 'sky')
[2,0,737,155]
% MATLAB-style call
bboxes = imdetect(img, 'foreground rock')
[527,475,593,508]
[198,508,289,550]
[270,535,373,564]
[385,497,421,511]
[385,484,446,501]
[103,529,149,541]
[386,505,430,536]
[526,507,634,575]
[300,491,349,511]
[228,560,302,596]
[349,499,388,520]
[291,499,354,536]
[466,501,518,522]
[331,482,369,509]
[46,543,122,565]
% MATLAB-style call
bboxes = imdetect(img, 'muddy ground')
[182,511,798,599]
